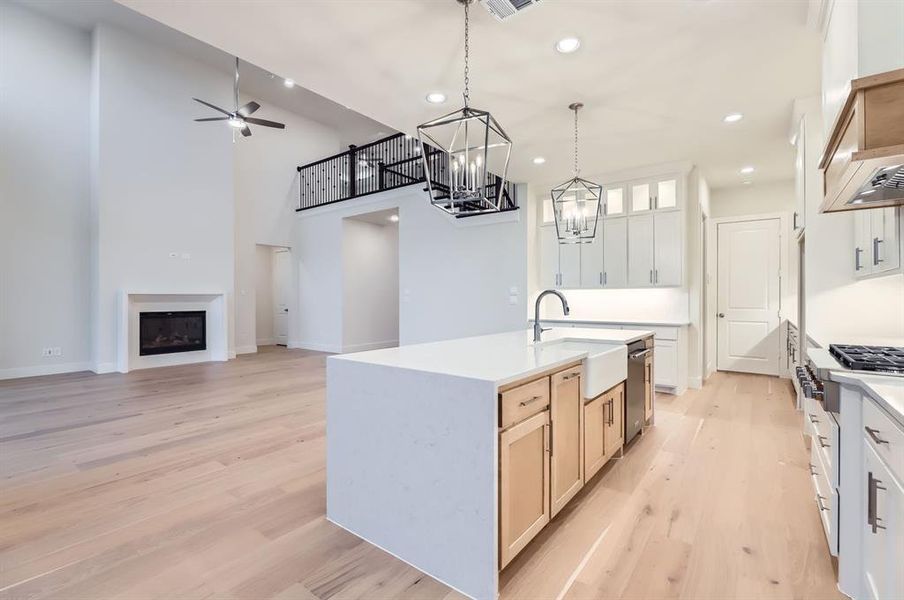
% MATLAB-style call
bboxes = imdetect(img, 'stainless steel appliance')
[626,336,653,443]
[797,344,904,413]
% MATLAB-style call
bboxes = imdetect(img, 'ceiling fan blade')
[237,101,260,117]
[194,117,229,122]
[241,125,252,137]
[192,97,231,116]
[244,117,286,129]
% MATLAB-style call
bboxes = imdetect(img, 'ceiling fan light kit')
[192,57,286,138]
[551,102,602,244]
[417,0,512,217]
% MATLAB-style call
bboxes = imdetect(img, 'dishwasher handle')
[629,349,652,360]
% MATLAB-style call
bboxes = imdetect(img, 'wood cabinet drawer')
[863,397,904,484]
[500,378,550,430]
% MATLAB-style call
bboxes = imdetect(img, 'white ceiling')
[115,0,821,190]
[18,0,392,149]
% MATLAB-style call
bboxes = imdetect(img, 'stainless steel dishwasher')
[626,336,654,443]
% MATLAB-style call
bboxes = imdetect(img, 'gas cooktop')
[829,344,904,374]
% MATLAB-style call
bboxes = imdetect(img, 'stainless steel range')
[796,344,904,413]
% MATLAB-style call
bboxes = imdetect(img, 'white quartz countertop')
[533,316,690,327]
[330,327,652,387]
[830,371,904,428]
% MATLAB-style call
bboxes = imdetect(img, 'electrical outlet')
[168,252,178,258]
[41,347,53,357]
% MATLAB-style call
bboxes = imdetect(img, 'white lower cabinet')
[862,439,904,600]
[653,340,677,388]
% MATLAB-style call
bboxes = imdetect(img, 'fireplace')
[139,311,207,356]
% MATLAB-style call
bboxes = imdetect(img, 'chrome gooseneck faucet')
[533,289,570,342]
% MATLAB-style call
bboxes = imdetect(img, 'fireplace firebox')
[139,311,207,356]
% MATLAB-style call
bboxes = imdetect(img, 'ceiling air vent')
[481,0,542,21]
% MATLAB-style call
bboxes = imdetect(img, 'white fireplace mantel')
[117,291,228,373]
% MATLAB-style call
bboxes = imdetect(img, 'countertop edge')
[830,371,904,429]
[533,317,691,327]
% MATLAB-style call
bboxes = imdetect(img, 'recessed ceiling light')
[723,112,743,123]
[388,214,399,223]
[284,78,295,88]
[742,180,752,185]
[555,37,581,54]
[425,92,447,104]
[533,157,546,165]
[740,166,755,174]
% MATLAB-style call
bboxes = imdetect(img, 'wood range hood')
[819,67,904,213]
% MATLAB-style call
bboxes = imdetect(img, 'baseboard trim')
[0,361,93,381]
[688,376,702,389]
[288,340,342,353]
[256,338,276,346]
[236,345,258,355]
[93,362,118,374]
[341,340,399,353]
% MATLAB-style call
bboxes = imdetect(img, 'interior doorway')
[255,244,292,348]
[715,217,782,375]
[341,208,400,353]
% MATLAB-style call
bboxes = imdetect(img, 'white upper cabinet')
[604,185,626,217]
[793,117,806,232]
[854,207,901,278]
[538,171,684,289]
[628,213,655,286]
[653,211,683,286]
[559,243,581,288]
[603,218,628,287]
[580,234,605,287]
[630,182,652,213]
[654,178,678,210]
[540,227,560,288]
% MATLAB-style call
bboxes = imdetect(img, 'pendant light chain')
[573,105,580,176]
[463,0,470,107]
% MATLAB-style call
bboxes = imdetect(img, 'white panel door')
[580,234,604,287]
[272,248,291,346]
[540,227,560,288]
[716,219,780,375]
[653,211,682,286]
[628,214,654,287]
[603,218,627,287]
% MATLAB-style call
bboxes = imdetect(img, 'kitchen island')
[326,327,653,600]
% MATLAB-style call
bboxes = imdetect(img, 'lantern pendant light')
[551,102,602,244]
[417,0,512,216]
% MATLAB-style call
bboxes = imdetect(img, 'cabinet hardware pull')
[519,395,544,407]
[808,463,816,476]
[816,494,829,512]
[608,398,614,426]
[603,271,607,285]
[793,212,798,229]
[809,414,819,424]
[817,435,830,449]
[655,269,658,284]
[865,426,889,445]
[549,421,554,457]
[855,247,863,271]
[649,270,653,283]
[599,272,602,285]
[544,423,550,453]
[873,237,884,264]
[562,372,580,381]
[867,471,887,533]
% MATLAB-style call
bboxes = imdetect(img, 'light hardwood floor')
[0,348,843,600]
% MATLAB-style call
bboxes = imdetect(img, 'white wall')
[709,180,795,218]
[293,186,528,352]
[254,245,275,346]
[342,219,399,352]
[0,4,93,378]
[90,24,236,372]
[233,101,341,352]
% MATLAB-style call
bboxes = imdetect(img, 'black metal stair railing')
[296,132,517,215]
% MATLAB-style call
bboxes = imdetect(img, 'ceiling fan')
[193,57,286,137]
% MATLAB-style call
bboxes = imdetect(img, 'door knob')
[718,313,725,318]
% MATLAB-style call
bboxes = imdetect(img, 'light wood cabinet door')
[583,396,606,482]
[499,410,550,568]
[604,384,625,458]
[550,366,584,517]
